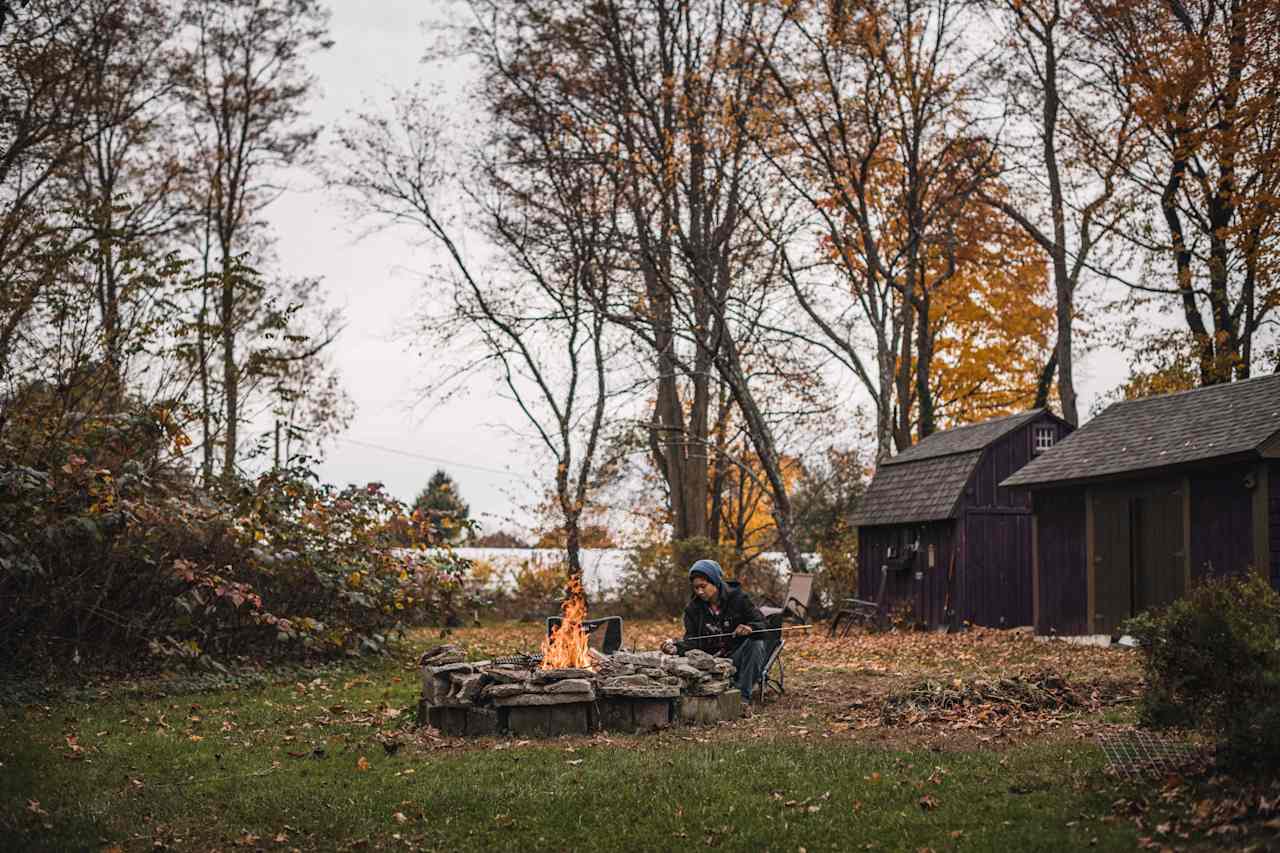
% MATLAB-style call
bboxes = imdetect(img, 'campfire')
[540,574,591,670]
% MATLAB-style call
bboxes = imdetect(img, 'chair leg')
[828,611,844,638]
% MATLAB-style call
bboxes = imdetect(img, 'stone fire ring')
[417,646,744,737]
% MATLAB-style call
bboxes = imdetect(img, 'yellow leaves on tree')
[713,448,804,555]
[928,219,1055,426]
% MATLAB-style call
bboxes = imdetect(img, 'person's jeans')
[730,638,767,700]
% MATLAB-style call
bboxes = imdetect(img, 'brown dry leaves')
[1114,775,1280,849]
[787,625,1140,684]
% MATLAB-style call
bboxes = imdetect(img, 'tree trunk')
[914,291,936,439]
[894,295,915,451]
[220,266,238,486]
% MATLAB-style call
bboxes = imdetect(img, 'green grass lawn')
[1,662,1150,851]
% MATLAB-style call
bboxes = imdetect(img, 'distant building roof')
[1002,374,1280,488]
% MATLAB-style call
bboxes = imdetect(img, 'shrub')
[1122,573,1280,765]
[811,520,858,618]
[0,404,467,669]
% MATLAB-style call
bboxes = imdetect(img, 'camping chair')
[760,571,815,625]
[545,615,624,655]
[828,564,890,637]
[754,609,787,703]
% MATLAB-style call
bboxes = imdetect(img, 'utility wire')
[335,436,533,480]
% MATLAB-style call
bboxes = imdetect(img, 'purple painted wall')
[857,522,955,627]
[962,510,1034,627]
[1033,488,1089,636]
[1189,464,1255,579]
[854,412,1070,630]
[1270,461,1280,590]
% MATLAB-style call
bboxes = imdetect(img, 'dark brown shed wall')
[857,522,955,627]
[1270,461,1280,590]
[966,413,1067,510]
[961,511,1033,626]
[1189,465,1255,579]
[1034,488,1088,635]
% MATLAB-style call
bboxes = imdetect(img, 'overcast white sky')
[260,0,1131,537]
[262,1,541,535]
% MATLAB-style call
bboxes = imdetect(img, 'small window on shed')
[1033,425,1056,454]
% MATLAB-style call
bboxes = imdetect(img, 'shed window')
[1033,425,1056,454]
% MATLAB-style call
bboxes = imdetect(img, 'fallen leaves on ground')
[1120,773,1280,849]
[877,669,1100,728]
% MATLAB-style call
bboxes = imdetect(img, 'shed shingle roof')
[1002,374,1280,488]
[852,450,982,526]
[887,409,1045,465]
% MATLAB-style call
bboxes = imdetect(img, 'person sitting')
[660,559,767,708]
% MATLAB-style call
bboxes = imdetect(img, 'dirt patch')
[407,621,1145,752]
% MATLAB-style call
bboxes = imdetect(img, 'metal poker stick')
[492,624,813,665]
[676,624,813,643]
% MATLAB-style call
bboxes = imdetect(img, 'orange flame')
[540,574,591,669]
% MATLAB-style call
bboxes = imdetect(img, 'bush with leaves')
[810,519,858,618]
[1122,573,1280,766]
[0,398,471,669]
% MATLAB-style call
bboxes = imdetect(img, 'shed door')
[963,511,1033,628]
[1093,488,1132,636]
[1133,482,1185,613]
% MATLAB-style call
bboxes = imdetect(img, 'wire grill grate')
[490,654,543,667]
[1098,729,1202,779]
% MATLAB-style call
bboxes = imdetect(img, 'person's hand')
[661,640,677,654]
[733,624,752,638]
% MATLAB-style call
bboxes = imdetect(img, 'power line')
[335,436,534,480]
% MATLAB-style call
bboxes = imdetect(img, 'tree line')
[336,0,1280,577]
[0,0,350,483]
[3,0,1276,589]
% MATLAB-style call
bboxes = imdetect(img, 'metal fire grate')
[491,653,543,668]
[1097,729,1202,778]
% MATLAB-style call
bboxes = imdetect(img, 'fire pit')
[418,646,744,736]
[418,575,745,737]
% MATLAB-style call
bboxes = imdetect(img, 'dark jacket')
[676,560,766,656]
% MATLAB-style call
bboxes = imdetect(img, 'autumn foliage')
[0,399,468,669]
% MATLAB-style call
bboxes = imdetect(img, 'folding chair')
[755,609,786,702]
[545,615,624,655]
[828,565,888,637]
[760,571,815,625]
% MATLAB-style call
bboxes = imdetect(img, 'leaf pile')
[879,668,1084,728]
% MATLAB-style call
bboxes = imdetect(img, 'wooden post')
[1031,500,1040,633]
[1182,475,1192,591]
[1253,463,1269,579]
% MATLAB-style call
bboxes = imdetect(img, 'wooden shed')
[1001,375,1280,639]
[852,409,1074,629]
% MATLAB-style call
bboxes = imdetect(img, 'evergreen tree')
[412,469,471,543]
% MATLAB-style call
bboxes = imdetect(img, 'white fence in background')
[398,547,814,598]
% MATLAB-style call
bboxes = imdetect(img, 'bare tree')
[56,0,187,398]
[0,0,132,385]
[446,0,815,573]
[756,0,999,455]
[982,0,1139,424]
[336,87,624,577]
[176,0,330,484]
[1085,0,1280,383]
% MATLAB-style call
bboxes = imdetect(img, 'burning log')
[540,574,590,670]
